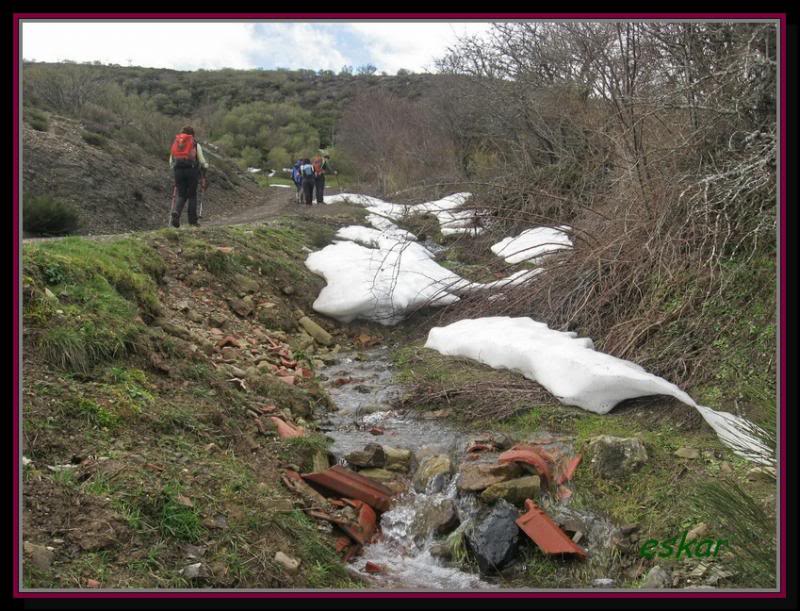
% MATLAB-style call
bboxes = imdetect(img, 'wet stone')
[466,499,520,574]
[413,454,453,494]
[345,443,386,468]
[457,462,523,493]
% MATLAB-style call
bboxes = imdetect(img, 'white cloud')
[20,20,494,73]
[21,21,259,69]
[346,21,494,73]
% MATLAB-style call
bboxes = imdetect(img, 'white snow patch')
[324,192,487,236]
[335,225,416,248]
[306,223,538,325]
[305,238,462,325]
[425,317,773,464]
[491,226,572,264]
[269,184,291,188]
[246,167,261,173]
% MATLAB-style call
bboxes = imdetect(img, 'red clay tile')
[302,465,393,512]
[270,417,304,438]
[335,536,351,553]
[516,499,586,558]
[499,448,552,483]
[556,455,582,484]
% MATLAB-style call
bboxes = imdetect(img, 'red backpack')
[171,134,197,167]
[312,156,324,176]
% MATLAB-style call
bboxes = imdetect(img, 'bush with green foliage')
[26,108,49,132]
[81,131,106,146]
[23,195,80,236]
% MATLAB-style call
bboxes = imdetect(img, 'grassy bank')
[21,218,361,589]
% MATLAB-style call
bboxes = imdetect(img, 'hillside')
[21,114,280,236]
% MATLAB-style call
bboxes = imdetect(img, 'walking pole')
[169,184,176,226]
[198,184,204,219]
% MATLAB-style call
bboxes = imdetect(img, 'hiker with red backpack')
[169,125,209,228]
[311,152,337,204]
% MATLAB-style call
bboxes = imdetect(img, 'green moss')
[23,237,165,372]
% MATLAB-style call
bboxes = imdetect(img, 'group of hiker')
[168,125,338,228]
[290,153,337,206]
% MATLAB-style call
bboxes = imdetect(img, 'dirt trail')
[21,187,346,244]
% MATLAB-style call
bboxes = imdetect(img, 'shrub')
[29,117,49,132]
[25,107,49,131]
[23,195,80,236]
[81,131,106,146]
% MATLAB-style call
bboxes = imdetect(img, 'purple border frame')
[12,12,788,601]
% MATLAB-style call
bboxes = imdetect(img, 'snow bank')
[425,317,773,464]
[324,192,487,236]
[305,238,462,325]
[491,226,572,264]
[335,225,416,248]
[306,223,537,325]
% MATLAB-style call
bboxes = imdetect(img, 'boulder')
[298,317,333,346]
[228,297,253,318]
[232,274,260,295]
[642,565,671,589]
[412,498,460,539]
[357,468,396,482]
[345,443,386,468]
[480,475,541,506]
[413,454,452,493]
[208,313,227,329]
[674,447,700,459]
[457,462,523,493]
[587,435,648,479]
[466,499,520,574]
[383,446,413,472]
[468,432,514,451]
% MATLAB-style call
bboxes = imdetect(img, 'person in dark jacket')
[169,125,208,227]
[312,153,337,204]
[300,158,315,206]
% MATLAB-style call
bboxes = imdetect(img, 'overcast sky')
[21,20,495,74]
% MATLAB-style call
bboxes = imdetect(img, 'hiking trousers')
[314,174,326,204]
[172,165,200,227]
[302,178,315,205]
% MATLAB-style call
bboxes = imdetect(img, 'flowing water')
[315,346,620,590]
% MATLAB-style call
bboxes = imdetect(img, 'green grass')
[67,397,121,429]
[272,510,361,588]
[23,236,165,372]
[157,485,205,543]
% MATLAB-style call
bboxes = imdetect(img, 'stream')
[313,346,620,590]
